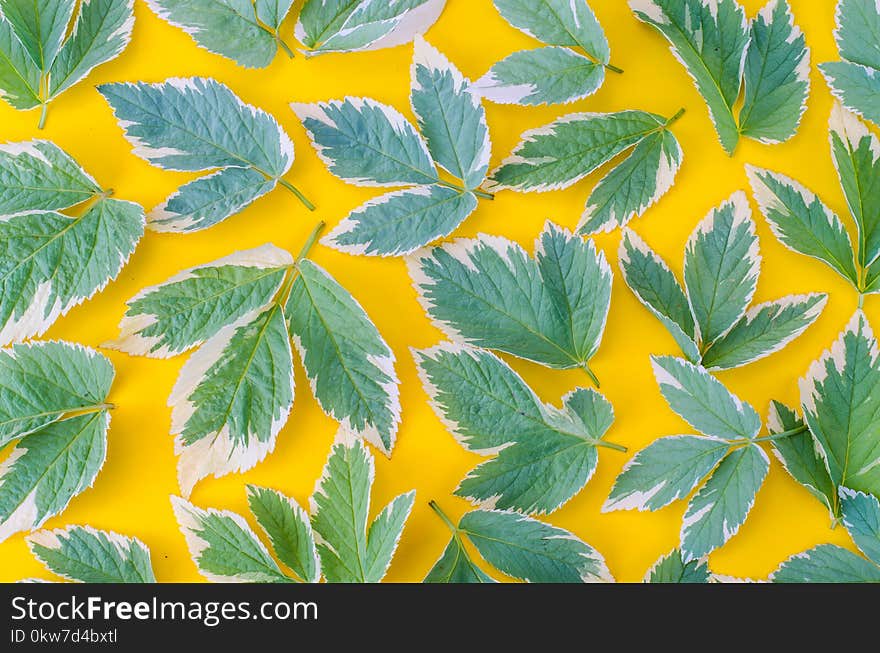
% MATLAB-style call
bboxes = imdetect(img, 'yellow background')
[0,0,871,583]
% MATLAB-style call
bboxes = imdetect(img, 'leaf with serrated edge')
[772,543,880,582]
[840,487,880,565]
[460,509,612,582]
[0,0,76,71]
[644,549,710,583]
[652,355,761,440]
[287,260,400,455]
[0,18,41,110]
[171,496,291,583]
[424,534,495,583]
[28,526,155,583]
[110,245,291,359]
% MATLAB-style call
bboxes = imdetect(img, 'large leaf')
[0,0,75,71]
[0,18,41,110]
[772,544,880,582]
[800,311,880,497]
[410,222,611,371]
[310,435,415,583]
[415,344,619,514]
[28,526,155,583]
[286,260,400,455]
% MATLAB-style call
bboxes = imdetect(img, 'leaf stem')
[435,179,494,201]
[595,440,628,453]
[296,220,326,263]
[276,34,295,58]
[665,108,686,127]
[67,402,116,418]
[580,363,601,388]
[38,103,48,130]
[428,500,459,535]
[279,178,316,211]
[859,292,865,309]
[605,63,624,74]
[732,425,808,446]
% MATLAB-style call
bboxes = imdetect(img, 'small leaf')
[172,496,292,583]
[292,97,437,187]
[840,488,880,566]
[424,536,495,583]
[680,444,769,561]
[700,294,828,371]
[618,229,699,362]
[683,192,760,347]
[459,509,612,583]
[409,222,611,370]
[0,0,76,71]
[246,484,320,583]
[411,37,490,189]
[772,544,880,582]
[474,46,604,106]
[652,355,762,440]
[739,0,810,144]
[747,165,860,287]
[821,62,880,127]
[255,0,295,29]
[604,435,731,512]
[323,185,478,257]
[800,311,880,497]
[111,245,291,358]
[644,549,710,583]
[286,260,400,455]
[0,18,41,110]
[28,526,155,583]
[311,435,415,583]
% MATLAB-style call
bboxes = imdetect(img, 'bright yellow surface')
[0,0,871,583]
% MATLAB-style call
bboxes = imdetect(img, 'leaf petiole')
[278,178,316,210]
[730,424,808,447]
[435,179,494,201]
[665,108,686,128]
[296,220,326,263]
[276,34,295,59]
[38,103,48,130]
[580,363,601,388]
[428,500,460,535]
[605,63,624,74]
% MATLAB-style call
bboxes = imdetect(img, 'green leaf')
[255,0,294,29]
[246,484,320,583]
[0,0,76,71]
[459,509,612,582]
[474,46,604,107]
[683,192,759,347]
[411,37,490,189]
[747,165,859,287]
[830,104,880,268]
[145,0,280,69]
[311,435,415,583]
[700,294,828,371]
[292,97,437,186]
[0,198,144,346]
[680,444,769,561]
[172,496,292,583]
[0,342,113,448]
[580,128,683,234]
[0,17,41,110]
[618,229,700,362]
[286,260,400,455]
[492,0,610,63]
[28,526,155,583]
[772,544,880,582]
[46,0,134,101]
[487,110,669,192]
[295,0,444,55]
[424,535,495,583]
[644,549,710,583]
[0,140,101,214]
[630,0,748,154]
[172,305,294,497]
[652,355,762,440]
[111,245,291,358]
[415,345,619,514]
[604,435,731,512]
[0,412,108,543]
[840,488,880,565]
[768,401,837,516]
[800,311,880,497]
[821,62,880,127]
[739,0,810,144]
[323,185,478,257]
[409,222,611,370]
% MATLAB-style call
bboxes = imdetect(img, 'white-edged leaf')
[772,544,880,582]
[0,0,76,71]
[0,18,41,110]
[840,487,880,565]
[644,549,710,583]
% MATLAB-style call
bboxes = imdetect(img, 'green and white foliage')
[0,0,134,127]
[173,435,414,583]
[748,105,880,298]
[772,488,880,582]
[487,109,684,234]
[295,37,492,257]
[414,344,624,515]
[604,356,776,561]
[296,0,446,57]
[424,502,612,583]
[474,0,616,106]
[820,0,880,127]
[146,0,445,67]
[0,342,114,543]
[644,549,710,583]
[99,77,312,234]
[0,141,145,346]
[619,192,826,370]
[110,238,400,497]
[409,222,611,378]
[26,526,156,583]
[631,0,810,154]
